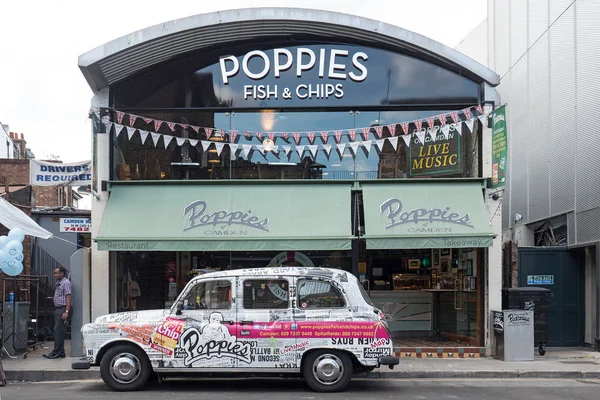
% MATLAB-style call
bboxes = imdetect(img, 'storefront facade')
[79,8,502,353]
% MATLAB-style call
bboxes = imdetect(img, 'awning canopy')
[96,182,353,251]
[0,197,52,239]
[361,180,494,249]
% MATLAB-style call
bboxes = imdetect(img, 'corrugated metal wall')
[490,0,600,246]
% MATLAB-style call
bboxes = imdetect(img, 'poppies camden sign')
[409,130,462,176]
[183,200,270,236]
[219,47,369,101]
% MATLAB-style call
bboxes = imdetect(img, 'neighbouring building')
[79,7,504,355]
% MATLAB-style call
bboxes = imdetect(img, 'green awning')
[361,180,494,249]
[96,182,353,251]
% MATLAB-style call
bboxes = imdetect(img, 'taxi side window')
[183,280,232,310]
[297,280,346,309]
[243,279,289,309]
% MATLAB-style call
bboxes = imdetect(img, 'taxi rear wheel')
[303,350,353,392]
[100,344,151,391]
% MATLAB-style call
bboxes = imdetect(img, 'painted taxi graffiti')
[73,267,399,392]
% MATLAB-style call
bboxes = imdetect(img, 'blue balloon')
[5,240,23,258]
[0,235,8,249]
[7,228,25,243]
[15,253,24,262]
[2,261,23,276]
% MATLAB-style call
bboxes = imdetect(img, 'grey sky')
[0,0,486,162]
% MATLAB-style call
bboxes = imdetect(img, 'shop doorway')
[518,248,585,347]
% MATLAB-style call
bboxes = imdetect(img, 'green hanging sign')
[491,105,508,188]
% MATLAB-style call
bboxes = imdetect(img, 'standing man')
[43,266,72,359]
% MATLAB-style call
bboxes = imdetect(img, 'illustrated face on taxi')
[74,267,399,393]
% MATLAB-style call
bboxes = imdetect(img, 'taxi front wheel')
[100,344,151,391]
[303,350,353,392]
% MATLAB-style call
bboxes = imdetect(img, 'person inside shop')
[43,266,72,359]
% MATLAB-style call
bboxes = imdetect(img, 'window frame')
[241,278,290,310]
[178,278,234,311]
[295,278,347,310]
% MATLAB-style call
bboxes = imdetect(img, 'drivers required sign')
[59,218,91,233]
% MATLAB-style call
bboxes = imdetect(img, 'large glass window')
[297,280,346,309]
[181,280,232,310]
[243,279,289,309]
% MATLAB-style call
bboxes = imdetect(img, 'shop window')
[297,280,346,309]
[182,279,232,310]
[243,279,288,309]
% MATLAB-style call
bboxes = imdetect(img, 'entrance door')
[162,277,239,368]
[518,248,584,347]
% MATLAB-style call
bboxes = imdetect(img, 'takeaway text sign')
[219,47,369,101]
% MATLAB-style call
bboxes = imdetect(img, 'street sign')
[527,275,554,285]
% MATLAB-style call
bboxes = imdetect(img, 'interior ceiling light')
[208,159,220,163]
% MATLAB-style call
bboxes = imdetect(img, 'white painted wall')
[1,123,15,159]
[455,19,489,67]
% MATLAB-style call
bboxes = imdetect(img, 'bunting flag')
[139,130,149,144]
[362,140,372,156]
[296,145,307,157]
[426,117,435,129]
[374,126,384,139]
[188,139,198,147]
[336,143,347,159]
[334,130,343,144]
[307,132,315,144]
[441,124,451,140]
[416,130,426,145]
[116,111,125,124]
[361,127,370,140]
[465,118,476,134]
[293,132,302,145]
[450,111,460,124]
[322,144,332,160]
[142,117,153,125]
[320,131,329,144]
[175,137,186,147]
[401,134,411,148]
[308,145,319,159]
[167,122,177,132]
[348,141,361,156]
[229,130,238,143]
[375,138,386,153]
[129,115,137,126]
[268,132,276,142]
[255,132,263,141]
[386,124,397,136]
[244,131,252,139]
[242,144,253,159]
[476,104,483,115]
[415,120,423,133]
[104,122,113,135]
[282,132,290,140]
[201,141,212,152]
[154,120,163,132]
[114,124,123,137]
[463,107,472,121]
[348,128,357,142]
[454,122,463,135]
[438,113,446,126]
[388,136,399,151]
[151,132,161,147]
[401,122,409,135]
[205,128,214,139]
[163,135,173,149]
[215,142,225,156]
[281,145,292,157]
[229,143,239,157]
[126,127,136,140]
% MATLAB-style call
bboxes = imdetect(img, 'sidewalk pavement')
[2,343,600,383]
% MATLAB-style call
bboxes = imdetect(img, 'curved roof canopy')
[79,7,499,93]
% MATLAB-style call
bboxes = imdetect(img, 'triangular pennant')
[116,111,125,124]
[150,132,161,147]
[388,136,399,151]
[307,132,315,144]
[374,126,384,139]
[401,122,410,135]
[293,132,302,145]
[465,118,476,134]
[334,130,343,144]
[154,120,163,132]
[142,117,153,125]
[375,139,386,152]
[308,145,319,159]
[282,132,290,140]
[441,124,450,140]
[163,135,173,149]
[167,122,177,132]
[201,141,212,152]
[415,120,423,133]
[229,143,239,158]
[256,131,263,140]
[103,122,113,134]
[188,139,198,147]
[362,140,372,156]
[296,145,307,158]
[401,135,411,148]
[463,107,472,121]
[478,114,487,125]
[126,127,136,140]
[450,111,460,124]
[217,129,226,137]
[242,144,253,159]
[229,130,238,143]
[349,141,361,157]
[205,128,213,139]
[175,137,186,146]
[416,130,426,145]
[114,124,124,137]
[139,130,149,145]
[454,122,463,136]
[361,127,370,140]
[268,132,275,142]
[348,129,357,142]
[438,113,446,126]
[281,145,292,156]
[336,143,347,159]
[244,131,252,139]
[476,104,483,115]
[188,125,199,134]
[129,114,137,126]
[322,144,332,158]
[386,124,397,137]
[426,117,435,130]
[320,131,329,144]
[215,142,225,156]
